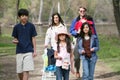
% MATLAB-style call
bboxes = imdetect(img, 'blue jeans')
[82,57,97,80]
[56,66,70,80]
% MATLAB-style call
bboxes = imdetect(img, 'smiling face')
[53,15,60,25]
[19,15,28,24]
[83,24,90,34]
[58,34,66,41]
[78,7,86,17]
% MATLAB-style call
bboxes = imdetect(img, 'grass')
[104,57,120,72]
[0,34,120,72]
[0,35,15,55]
[98,34,120,72]
[98,35,120,58]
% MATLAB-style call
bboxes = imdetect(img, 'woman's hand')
[44,45,48,48]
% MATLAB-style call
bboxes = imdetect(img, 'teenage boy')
[12,9,37,80]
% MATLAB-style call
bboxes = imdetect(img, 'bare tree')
[63,0,71,24]
[38,0,43,24]
[48,1,55,25]
[58,1,60,13]
[112,0,120,36]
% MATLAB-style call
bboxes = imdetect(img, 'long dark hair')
[79,22,92,38]
[50,12,64,26]
[57,35,71,53]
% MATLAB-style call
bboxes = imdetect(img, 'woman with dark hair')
[44,12,67,65]
[79,22,92,38]
[50,13,65,26]
[78,22,99,80]
[69,6,98,78]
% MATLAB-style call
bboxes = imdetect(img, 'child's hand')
[81,19,87,23]
[33,52,37,57]
[12,39,19,44]
[77,29,81,34]
[90,48,94,52]
[81,50,85,54]
[57,56,62,60]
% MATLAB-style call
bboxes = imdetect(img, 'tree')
[112,0,120,36]
[38,0,43,24]
[16,0,20,23]
[48,1,55,25]
[63,0,71,24]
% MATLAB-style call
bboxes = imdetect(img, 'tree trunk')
[38,0,43,24]
[48,2,55,25]
[112,0,120,36]
[58,1,60,13]
[16,0,20,23]
[64,0,71,24]
[0,23,1,35]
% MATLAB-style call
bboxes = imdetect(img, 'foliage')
[19,0,31,9]
[0,0,115,25]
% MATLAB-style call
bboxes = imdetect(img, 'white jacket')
[45,23,67,47]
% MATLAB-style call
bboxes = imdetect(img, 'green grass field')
[98,35,120,72]
[0,34,120,72]
[0,35,15,55]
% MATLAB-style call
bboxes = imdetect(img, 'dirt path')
[0,52,120,80]
[0,28,120,80]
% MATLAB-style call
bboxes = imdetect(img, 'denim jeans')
[56,66,70,80]
[82,57,97,80]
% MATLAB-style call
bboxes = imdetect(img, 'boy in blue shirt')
[12,9,37,80]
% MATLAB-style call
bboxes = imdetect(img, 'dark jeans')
[56,66,70,80]
[74,41,81,73]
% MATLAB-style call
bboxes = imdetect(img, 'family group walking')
[12,6,99,80]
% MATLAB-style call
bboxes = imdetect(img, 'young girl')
[53,29,74,80]
[78,22,99,80]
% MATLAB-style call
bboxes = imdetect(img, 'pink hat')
[55,29,71,41]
